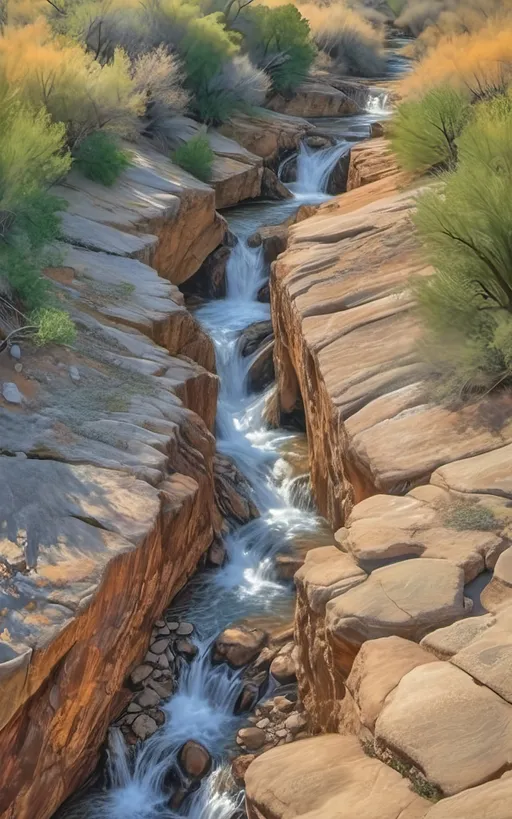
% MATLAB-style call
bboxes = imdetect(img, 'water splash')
[365,91,390,117]
[291,140,350,196]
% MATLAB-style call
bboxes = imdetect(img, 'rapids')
[55,61,403,819]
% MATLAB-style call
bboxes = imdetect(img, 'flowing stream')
[57,64,403,819]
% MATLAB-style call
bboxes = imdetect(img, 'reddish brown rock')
[178,740,211,779]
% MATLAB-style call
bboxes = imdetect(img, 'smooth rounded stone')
[166,621,180,631]
[145,651,159,665]
[245,735,431,819]
[132,714,158,741]
[213,626,268,668]
[420,614,495,660]
[370,122,385,138]
[305,135,333,149]
[295,546,367,615]
[270,643,297,685]
[157,625,171,636]
[424,774,512,818]
[256,718,270,729]
[276,728,288,738]
[176,622,194,636]
[130,664,153,686]
[127,702,143,714]
[2,382,22,405]
[13,362,23,373]
[231,754,256,787]
[238,727,266,751]
[9,344,21,360]
[151,637,170,655]
[155,620,166,628]
[157,653,170,669]
[375,661,512,796]
[176,639,198,660]
[343,636,437,733]
[325,559,471,677]
[137,688,161,709]
[69,365,80,383]
[179,740,212,780]
[148,678,174,699]
[283,713,307,734]
[151,709,166,727]
[251,646,279,673]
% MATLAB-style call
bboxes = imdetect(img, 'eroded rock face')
[218,110,311,167]
[0,144,231,819]
[267,80,362,118]
[245,735,431,819]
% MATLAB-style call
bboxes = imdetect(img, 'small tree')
[391,85,471,172]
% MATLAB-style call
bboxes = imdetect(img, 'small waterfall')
[282,140,351,199]
[365,90,390,116]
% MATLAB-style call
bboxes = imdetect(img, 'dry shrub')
[301,1,385,75]
[0,19,144,147]
[401,19,512,98]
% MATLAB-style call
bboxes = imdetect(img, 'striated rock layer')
[0,145,230,819]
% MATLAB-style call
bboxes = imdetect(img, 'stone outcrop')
[219,110,311,167]
[245,735,431,819]
[0,143,238,818]
[267,80,362,118]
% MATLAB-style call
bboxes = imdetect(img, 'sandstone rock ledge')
[0,145,235,819]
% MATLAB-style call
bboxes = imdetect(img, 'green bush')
[74,131,131,186]
[413,96,512,399]
[391,85,471,172]
[442,500,500,531]
[33,307,77,346]
[172,134,215,181]
[243,4,316,95]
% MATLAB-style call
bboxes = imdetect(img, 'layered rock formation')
[252,137,512,816]
[0,145,233,819]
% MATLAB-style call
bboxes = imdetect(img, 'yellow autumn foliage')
[0,19,144,146]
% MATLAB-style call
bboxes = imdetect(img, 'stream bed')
[56,53,405,819]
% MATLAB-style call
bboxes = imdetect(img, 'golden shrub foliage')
[0,19,144,146]
[402,18,512,97]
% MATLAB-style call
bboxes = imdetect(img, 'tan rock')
[238,727,266,750]
[294,546,367,614]
[431,442,512,497]
[213,626,267,668]
[245,734,430,819]
[132,714,158,741]
[376,662,512,795]
[231,754,256,786]
[450,606,512,704]
[178,740,211,779]
[420,614,495,660]
[268,80,361,118]
[344,636,437,732]
[481,546,512,612]
[326,559,470,678]
[270,642,297,684]
[425,774,512,818]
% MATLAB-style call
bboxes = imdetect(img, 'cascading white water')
[365,90,390,116]
[291,140,350,196]
[57,63,402,819]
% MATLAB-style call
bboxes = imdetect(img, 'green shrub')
[413,97,512,399]
[391,85,471,172]
[74,131,131,186]
[172,134,215,181]
[243,4,316,95]
[33,306,76,346]
[442,500,500,531]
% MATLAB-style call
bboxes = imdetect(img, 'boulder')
[180,245,230,299]
[343,636,437,733]
[213,626,268,668]
[450,606,512,704]
[238,727,266,750]
[420,614,495,660]
[481,546,512,612]
[376,661,512,795]
[178,740,211,779]
[270,642,297,684]
[425,774,512,818]
[261,168,293,201]
[325,559,471,678]
[295,546,367,615]
[132,714,158,741]
[231,754,256,786]
[238,321,274,357]
[214,452,259,525]
[245,734,430,819]
[247,340,275,393]
[267,81,361,118]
